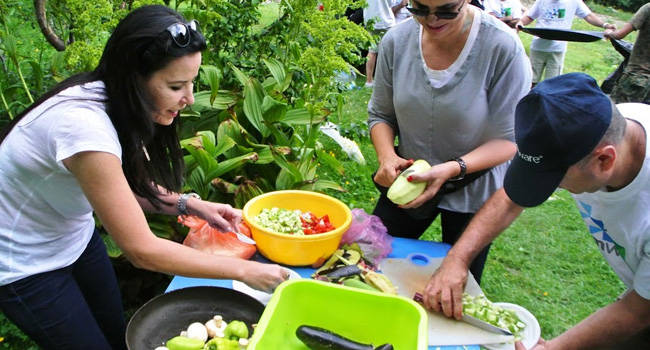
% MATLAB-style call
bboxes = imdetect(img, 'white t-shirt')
[484,0,523,19]
[422,5,482,88]
[572,103,650,300]
[390,0,412,24]
[364,0,396,30]
[526,0,591,52]
[0,81,121,285]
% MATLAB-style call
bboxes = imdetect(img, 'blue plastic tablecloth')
[166,237,480,350]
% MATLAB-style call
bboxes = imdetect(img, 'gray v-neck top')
[368,12,532,213]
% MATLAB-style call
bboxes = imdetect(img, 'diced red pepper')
[300,212,336,235]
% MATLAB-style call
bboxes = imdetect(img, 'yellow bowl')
[242,190,352,266]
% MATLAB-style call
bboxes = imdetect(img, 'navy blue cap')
[504,73,612,207]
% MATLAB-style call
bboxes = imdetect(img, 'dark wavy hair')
[0,5,207,209]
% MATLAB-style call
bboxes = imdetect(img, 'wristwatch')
[178,193,201,216]
[449,157,467,182]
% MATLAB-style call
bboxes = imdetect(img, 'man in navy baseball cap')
[504,72,613,207]
[421,72,650,350]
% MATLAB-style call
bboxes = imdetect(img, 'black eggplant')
[296,325,394,350]
[321,264,362,279]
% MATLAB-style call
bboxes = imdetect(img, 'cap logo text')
[517,150,543,163]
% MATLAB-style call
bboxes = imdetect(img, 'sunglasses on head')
[406,0,466,20]
[166,19,200,48]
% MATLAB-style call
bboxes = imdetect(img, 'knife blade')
[400,169,415,177]
[231,230,256,245]
[461,314,513,336]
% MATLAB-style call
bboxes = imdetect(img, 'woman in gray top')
[368,0,531,283]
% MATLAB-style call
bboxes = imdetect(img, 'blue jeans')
[0,229,126,350]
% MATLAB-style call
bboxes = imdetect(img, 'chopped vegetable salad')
[254,208,335,235]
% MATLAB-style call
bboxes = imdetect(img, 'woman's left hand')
[190,200,242,232]
[399,161,459,209]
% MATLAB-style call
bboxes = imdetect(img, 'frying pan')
[519,26,604,42]
[126,286,264,350]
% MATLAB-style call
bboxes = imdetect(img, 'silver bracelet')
[177,193,201,216]
[602,22,610,29]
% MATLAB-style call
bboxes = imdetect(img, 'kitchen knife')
[462,314,513,336]
[231,229,256,245]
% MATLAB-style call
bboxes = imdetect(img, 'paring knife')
[461,314,513,336]
[232,230,256,245]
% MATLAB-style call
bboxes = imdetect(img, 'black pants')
[372,193,491,285]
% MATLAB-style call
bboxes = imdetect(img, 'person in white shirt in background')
[484,0,524,29]
[364,0,413,88]
[517,0,616,87]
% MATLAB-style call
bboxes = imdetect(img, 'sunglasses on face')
[166,19,200,47]
[406,0,466,20]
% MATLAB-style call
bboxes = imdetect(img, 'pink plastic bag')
[340,208,393,266]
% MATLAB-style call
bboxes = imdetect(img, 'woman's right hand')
[400,161,460,208]
[374,156,414,188]
[239,262,290,293]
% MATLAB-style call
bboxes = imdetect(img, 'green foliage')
[178,60,346,208]
[593,0,646,13]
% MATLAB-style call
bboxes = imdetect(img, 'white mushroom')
[205,315,228,338]
[186,322,209,342]
[154,347,169,350]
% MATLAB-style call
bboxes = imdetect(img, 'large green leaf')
[204,153,259,182]
[229,63,249,87]
[300,180,345,192]
[187,166,209,198]
[197,131,217,156]
[193,90,238,111]
[270,148,303,182]
[26,60,43,92]
[262,122,290,147]
[243,79,270,137]
[282,108,327,125]
[261,95,287,124]
[263,58,286,92]
[200,64,221,104]
[317,149,345,175]
[213,135,237,158]
[217,119,244,144]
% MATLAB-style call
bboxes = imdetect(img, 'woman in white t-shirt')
[0,5,287,349]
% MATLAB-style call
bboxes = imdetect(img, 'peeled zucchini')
[387,160,431,205]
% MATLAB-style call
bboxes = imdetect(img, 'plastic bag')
[179,216,256,259]
[340,209,393,266]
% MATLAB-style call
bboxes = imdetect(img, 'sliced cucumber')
[462,293,527,341]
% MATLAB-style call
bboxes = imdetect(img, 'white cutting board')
[380,254,514,347]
